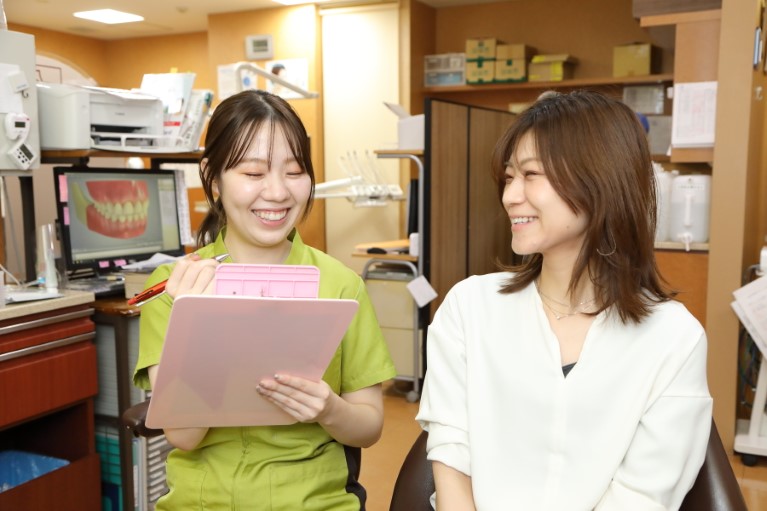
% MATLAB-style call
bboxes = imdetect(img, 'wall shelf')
[655,241,710,252]
[422,73,674,95]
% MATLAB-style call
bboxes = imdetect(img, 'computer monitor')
[53,166,185,274]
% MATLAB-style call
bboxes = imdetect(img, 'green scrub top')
[134,229,396,510]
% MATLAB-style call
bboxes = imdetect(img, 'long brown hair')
[196,90,315,247]
[492,90,673,324]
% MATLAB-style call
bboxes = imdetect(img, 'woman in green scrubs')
[134,90,396,510]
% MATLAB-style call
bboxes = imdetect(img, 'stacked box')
[466,59,495,84]
[528,54,577,82]
[495,44,535,83]
[465,37,497,61]
[465,37,497,84]
[424,53,466,87]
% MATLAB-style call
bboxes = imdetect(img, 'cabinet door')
[429,100,470,315]
[0,341,98,428]
[468,107,514,277]
[428,99,515,317]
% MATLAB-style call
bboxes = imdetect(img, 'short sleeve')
[132,263,174,390]
[415,287,472,476]
[338,277,397,393]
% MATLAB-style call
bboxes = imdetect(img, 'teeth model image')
[71,180,149,238]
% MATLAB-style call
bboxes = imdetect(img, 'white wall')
[321,4,401,273]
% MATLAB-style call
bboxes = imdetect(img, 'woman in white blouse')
[416,90,712,511]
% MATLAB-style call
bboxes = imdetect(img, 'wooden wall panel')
[467,108,515,276]
[428,100,468,315]
[655,250,709,326]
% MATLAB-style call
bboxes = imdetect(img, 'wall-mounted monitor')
[53,166,184,274]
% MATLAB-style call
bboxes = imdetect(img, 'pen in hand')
[127,253,229,307]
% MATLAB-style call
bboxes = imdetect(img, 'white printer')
[36,83,164,150]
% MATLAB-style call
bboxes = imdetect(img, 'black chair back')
[389,420,748,511]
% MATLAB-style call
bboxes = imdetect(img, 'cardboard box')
[613,43,658,78]
[495,59,527,82]
[496,44,535,61]
[465,37,497,61]
[384,102,424,150]
[528,54,577,82]
[466,59,495,84]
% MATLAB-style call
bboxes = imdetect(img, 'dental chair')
[387,420,747,511]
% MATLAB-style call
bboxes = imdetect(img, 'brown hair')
[196,90,315,246]
[491,90,672,324]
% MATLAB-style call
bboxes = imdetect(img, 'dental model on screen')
[70,180,150,239]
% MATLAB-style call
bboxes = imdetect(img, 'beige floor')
[363,381,767,511]
[360,381,423,511]
[732,453,767,510]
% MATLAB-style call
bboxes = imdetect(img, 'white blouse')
[416,273,712,511]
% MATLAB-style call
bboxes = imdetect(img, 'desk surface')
[0,289,94,322]
[353,239,417,262]
[94,296,141,318]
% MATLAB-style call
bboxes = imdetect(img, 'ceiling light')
[73,9,144,25]
[272,0,330,5]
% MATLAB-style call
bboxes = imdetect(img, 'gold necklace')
[535,279,596,309]
[535,280,595,320]
[539,295,584,320]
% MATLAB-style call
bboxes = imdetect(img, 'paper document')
[671,81,717,148]
[121,253,183,271]
[732,275,767,356]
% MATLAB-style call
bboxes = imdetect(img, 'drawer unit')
[0,299,100,510]
[0,306,97,428]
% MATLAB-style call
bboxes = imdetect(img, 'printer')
[36,83,163,150]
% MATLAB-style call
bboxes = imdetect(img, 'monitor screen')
[54,166,185,273]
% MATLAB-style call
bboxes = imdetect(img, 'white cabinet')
[363,260,421,402]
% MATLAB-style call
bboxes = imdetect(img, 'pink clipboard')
[145,294,359,428]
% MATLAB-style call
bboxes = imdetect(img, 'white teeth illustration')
[512,216,536,225]
[256,210,288,221]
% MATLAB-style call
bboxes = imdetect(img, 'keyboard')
[63,277,126,298]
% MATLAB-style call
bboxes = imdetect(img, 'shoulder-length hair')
[492,90,673,324]
[196,90,315,247]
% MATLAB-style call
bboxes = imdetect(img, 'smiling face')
[213,123,312,262]
[503,131,589,263]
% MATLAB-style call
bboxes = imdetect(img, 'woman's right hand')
[164,254,221,299]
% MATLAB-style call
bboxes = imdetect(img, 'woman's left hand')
[256,374,338,423]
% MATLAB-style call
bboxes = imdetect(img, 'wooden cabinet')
[0,295,100,510]
[425,99,516,316]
